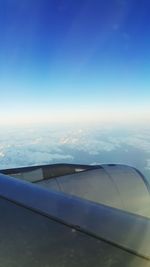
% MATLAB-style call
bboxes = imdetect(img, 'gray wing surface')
[0,170,150,266]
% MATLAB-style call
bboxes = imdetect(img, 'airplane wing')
[0,164,150,266]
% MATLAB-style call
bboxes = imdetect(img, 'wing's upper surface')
[0,164,150,266]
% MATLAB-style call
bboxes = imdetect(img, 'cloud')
[0,127,75,169]
[109,135,150,153]
[0,147,74,169]
[0,151,5,158]
[145,159,150,170]
[0,124,150,176]
[59,129,120,154]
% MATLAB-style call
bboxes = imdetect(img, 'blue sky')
[0,0,150,125]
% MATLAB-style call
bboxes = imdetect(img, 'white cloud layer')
[0,124,150,182]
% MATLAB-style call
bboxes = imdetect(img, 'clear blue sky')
[0,0,150,124]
